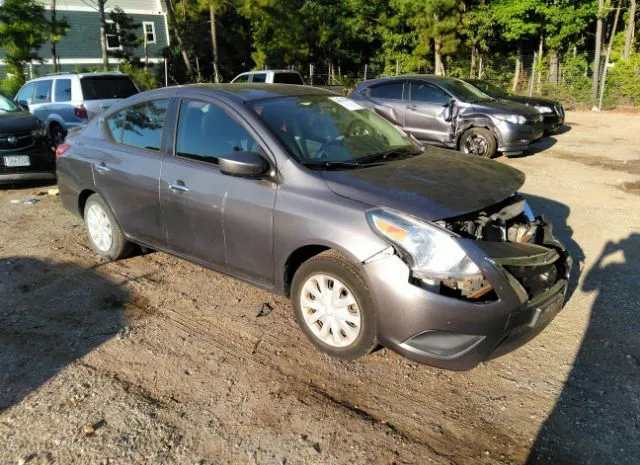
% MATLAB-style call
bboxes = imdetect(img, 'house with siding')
[0,0,169,78]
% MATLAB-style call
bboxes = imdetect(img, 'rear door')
[29,80,54,122]
[94,99,169,246]
[160,97,276,284]
[404,81,454,144]
[80,75,139,120]
[364,81,406,127]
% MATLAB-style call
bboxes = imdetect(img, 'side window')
[410,83,450,104]
[369,82,404,100]
[121,100,168,151]
[54,79,72,102]
[16,83,35,104]
[33,80,53,104]
[233,74,250,83]
[175,99,258,165]
[106,109,126,143]
[252,73,267,83]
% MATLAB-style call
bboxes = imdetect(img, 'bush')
[605,52,640,107]
[119,62,159,91]
[0,75,25,98]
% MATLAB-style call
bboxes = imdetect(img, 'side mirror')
[16,101,29,111]
[444,99,455,122]
[218,151,269,177]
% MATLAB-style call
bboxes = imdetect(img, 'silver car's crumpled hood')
[321,146,525,221]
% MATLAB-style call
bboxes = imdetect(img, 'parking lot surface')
[1,111,638,465]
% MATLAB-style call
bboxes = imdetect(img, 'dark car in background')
[0,93,55,184]
[350,75,544,158]
[56,84,571,370]
[464,79,565,133]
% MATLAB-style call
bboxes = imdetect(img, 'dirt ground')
[1,111,638,465]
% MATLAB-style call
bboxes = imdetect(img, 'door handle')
[407,104,418,111]
[169,180,189,193]
[95,162,110,174]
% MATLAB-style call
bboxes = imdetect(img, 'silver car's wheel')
[460,127,497,158]
[86,203,113,252]
[299,274,362,348]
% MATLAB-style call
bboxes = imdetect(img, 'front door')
[160,98,277,285]
[94,99,169,246]
[366,81,407,127]
[404,81,454,144]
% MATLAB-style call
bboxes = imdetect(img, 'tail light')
[74,105,88,120]
[56,143,71,159]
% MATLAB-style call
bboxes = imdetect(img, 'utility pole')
[51,0,59,72]
[209,2,220,83]
[592,0,605,105]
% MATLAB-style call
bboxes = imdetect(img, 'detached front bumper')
[365,220,571,370]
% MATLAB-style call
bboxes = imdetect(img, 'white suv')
[15,72,139,146]
[231,70,304,85]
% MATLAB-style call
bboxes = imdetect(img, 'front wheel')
[460,127,497,158]
[49,123,66,148]
[291,250,378,359]
[84,194,133,260]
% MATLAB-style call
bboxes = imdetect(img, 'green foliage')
[108,7,142,63]
[462,1,496,53]
[606,52,640,107]
[0,0,49,82]
[0,75,24,98]
[492,0,542,42]
[119,62,159,91]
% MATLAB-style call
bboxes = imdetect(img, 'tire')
[460,127,497,158]
[49,123,66,148]
[83,194,133,260]
[291,250,378,359]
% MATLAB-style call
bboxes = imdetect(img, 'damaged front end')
[429,194,572,304]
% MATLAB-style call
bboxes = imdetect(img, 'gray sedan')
[350,75,544,158]
[56,84,571,370]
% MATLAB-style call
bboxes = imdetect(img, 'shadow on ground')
[505,124,572,158]
[0,257,127,412]
[526,233,640,464]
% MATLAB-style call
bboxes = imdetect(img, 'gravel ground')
[1,111,638,465]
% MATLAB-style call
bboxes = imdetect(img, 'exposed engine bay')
[427,194,566,302]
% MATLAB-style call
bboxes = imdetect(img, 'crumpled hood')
[321,146,525,221]
[477,99,541,117]
[0,110,41,133]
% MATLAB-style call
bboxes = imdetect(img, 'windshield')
[250,95,421,167]
[0,94,19,113]
[471,80,508,98]
[438,79,493,103]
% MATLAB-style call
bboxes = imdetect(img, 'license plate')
[3,155,30,167]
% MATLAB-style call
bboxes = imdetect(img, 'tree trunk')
[51,0,59,73]
[549,49,559,84]
[209,3,220,83]
[163,0,194,80]
[623,0,637,59]
[512,42,522,93]
[592,0,605,104]
[98,0,109,71]
[599,1,622,109]
[470,45,477,78]
[434,36,443,75]
[536,36,543,93]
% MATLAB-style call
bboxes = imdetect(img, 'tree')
[492,0,543,92]
[0,0,49,81]
[107,8,142,63]
[623,0,637,59]
[50,0,70,73]
[462,0,496,77]
[97,0,109,70]
[592,0,607,103]
[163,0,195,80]
[392,0,462,75]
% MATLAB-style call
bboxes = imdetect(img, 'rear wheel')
[460,127,497,158]
[291,250,378,359]
[84,194,133,260]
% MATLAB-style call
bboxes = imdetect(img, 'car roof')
[26,72,129,82]
[171,83,333,102]
[237,70,301,75]
[359,74,465,86]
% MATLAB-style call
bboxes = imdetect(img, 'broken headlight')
[366,207,483,280]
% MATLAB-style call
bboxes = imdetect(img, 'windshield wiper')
[359,146,424,163]
[300,160,387,170]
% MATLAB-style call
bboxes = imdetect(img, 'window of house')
[143,22,156,44]
[54,79,72,103]
[175,99,258,165]
[33,80,53,104]
[369,82,404,100]
[105,20,121,50]
[106,100,168,151]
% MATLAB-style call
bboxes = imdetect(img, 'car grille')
[555,105,564,116]
[505,263,560,299]
[0,131,34,151]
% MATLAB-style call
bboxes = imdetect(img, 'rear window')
[252,73,267,83]
[80,76,138,100]
[273,72,303,85]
